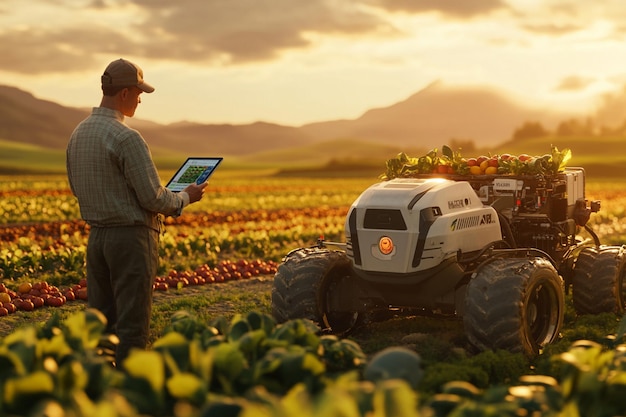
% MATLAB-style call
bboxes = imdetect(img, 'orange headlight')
[379,236,394,255]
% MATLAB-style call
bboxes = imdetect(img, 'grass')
[0,139,66,174]
[150,277,273,344]
[4,132,626,177]
[0,278,274,351]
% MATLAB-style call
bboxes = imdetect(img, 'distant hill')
[0,83,592,173]
[0,139,66,175]
[0,86,86,149]
[491,135,625,178]
[300,81,572,147]
[135,120,315,156]
[0,85,317,158]
[238,138,418,166]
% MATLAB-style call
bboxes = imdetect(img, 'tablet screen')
[165,157,223,192]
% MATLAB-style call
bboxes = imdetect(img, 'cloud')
[514,1,626,37]
[0,28,121,74]
[127,0,396,63]
[2,0,626,80]
[0,0,399,73]
[554,75,595,92]
[370,0,507,17]
[520,22,584,36]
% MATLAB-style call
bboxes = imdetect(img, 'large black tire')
[271,247,360,334]
[464,257,564,356]
[572,245,626,315]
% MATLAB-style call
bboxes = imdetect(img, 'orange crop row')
[154,259,278,291]
[0,207,350,243]
[0,279,87,316]
[0,258,279,316]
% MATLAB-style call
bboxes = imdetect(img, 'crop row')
[0,177,372,225]
[0,258,279,317]
[0,207,348,242]
[0,207,347,282]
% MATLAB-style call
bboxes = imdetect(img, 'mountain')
[0,85,316,156]
[134,120,315,156]
[0,86,87,149]
[300,81,573,147]
[0,82,582,162]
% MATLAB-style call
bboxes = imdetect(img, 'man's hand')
[183,181,208,204]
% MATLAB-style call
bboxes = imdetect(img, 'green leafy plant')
[380,145,573,179]
[2,308,626,416]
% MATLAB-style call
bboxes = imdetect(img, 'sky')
[2,0,626,127]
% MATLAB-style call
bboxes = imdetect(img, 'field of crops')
[0,173,378,282]
[2,170,626,416]
[2,172,626,283]
[2,170,626,321]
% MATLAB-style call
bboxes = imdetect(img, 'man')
[66,58,207,367]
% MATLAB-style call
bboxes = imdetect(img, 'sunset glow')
[1,0,625,126]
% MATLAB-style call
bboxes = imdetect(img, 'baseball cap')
[101,58,155,93]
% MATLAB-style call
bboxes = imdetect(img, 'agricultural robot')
[271,162,626,356]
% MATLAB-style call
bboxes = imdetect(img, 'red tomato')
[20,300,34,311]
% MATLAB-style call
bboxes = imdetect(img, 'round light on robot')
[379,236,394,255]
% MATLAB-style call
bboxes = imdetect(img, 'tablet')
[165,157,223,192]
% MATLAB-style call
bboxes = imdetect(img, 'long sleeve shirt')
[66,107,185,231]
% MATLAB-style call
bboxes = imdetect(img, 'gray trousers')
[86,225,159,367]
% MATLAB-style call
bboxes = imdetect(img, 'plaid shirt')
[66,107,183,231]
